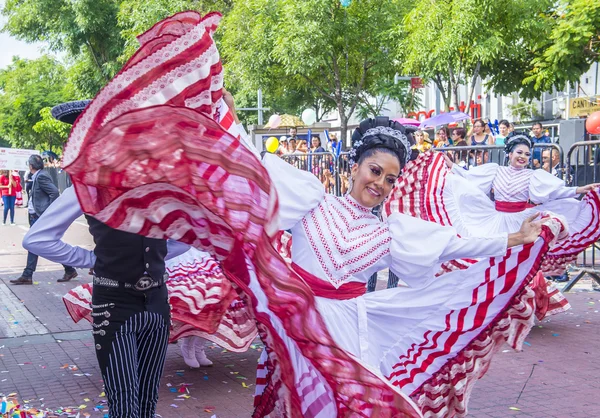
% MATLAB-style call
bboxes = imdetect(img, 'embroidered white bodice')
[492,166,534,202]
[452,163,577,206]
[292,194,391,288]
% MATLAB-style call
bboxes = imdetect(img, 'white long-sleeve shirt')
[22,187,190,268]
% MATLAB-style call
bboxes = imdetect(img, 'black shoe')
[10,276,33,285]
[58,270,78,282]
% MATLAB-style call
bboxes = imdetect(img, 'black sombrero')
[50,100,92,125]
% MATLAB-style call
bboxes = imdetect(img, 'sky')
[0,1,48,69]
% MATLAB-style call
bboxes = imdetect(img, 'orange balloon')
[586,111,600,135]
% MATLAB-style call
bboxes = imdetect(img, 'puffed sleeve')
[387,213,507,287]
[263,153,326,230]
[529,169,577,203]
[451,163,499,195]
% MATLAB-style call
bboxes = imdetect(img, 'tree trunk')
[338,102,349,149]
[448,64,461,111]
[465,61,481,115]
[433,74,451,111]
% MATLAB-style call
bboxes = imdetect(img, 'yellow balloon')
[265,136,279,153]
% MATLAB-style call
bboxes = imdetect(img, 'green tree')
[356,79,421,120]
[32,107,72,152]
[2,0,124,97]
[399,0,552,109]
[507,102,541,123]
[524,0,600,94]
[222,0,409,141]
[0,56,74,150]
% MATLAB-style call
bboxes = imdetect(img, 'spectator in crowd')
[293,139,309,170]
[321,168,335,193]
[437,127,452,146]
[414,130,432,152]
[10,155,78,285]
[13,170,23,207]
[531,122,550,169]
[327,133,341,153]
[483,121,495,140]
[310,136,325,153]
[295,139,308,154]
[25,171,33,204]
[451,128,470,165]
[0,170,17,225]
[288,127,299,142]
[470,119,493,164]
[287,138,297,154]
[542,148,570,180]
[470,119,495,146]
[339,171,350,195]
[309,137,326,177]
[509,122,515,133]
[278,137,288,155]
[496,120,510,146]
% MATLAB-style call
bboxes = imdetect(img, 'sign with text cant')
[569,96,600,117]
[0,148,40,171]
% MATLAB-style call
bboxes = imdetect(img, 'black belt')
[93,274,166,291]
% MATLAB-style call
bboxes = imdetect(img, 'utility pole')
[237,89,270,125]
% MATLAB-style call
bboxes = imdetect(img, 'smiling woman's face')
[350,151,400,208]
[509,144,531,169]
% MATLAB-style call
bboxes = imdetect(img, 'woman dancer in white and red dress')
[55,10,565,418]
[385,134,600,317]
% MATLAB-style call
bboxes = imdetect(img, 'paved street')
[1,205,600,417]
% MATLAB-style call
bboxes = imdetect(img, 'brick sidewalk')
[1,270,599,417]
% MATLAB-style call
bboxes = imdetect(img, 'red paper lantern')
[586,111,600,135]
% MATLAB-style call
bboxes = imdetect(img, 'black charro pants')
[91,285,170,418]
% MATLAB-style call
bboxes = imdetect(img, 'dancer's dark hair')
[504,131,532,154]
[350,116,417,169]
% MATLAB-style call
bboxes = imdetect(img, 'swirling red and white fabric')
[385,151,570,318]
[62,11,422,418]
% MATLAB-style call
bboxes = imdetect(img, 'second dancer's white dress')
[385,153,600,276]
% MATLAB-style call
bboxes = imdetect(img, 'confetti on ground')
[509,406,521,411]
[523,342,531,346]
[552,333,560,336]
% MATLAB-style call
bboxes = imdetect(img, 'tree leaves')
[0,56,74,150]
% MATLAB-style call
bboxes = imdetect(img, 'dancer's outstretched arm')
[23,187,190,265]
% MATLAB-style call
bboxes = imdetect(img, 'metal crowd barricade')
[280,152,339,195]
[433,143,564,173]
[561,138,600,291]
[434,144,506,168]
